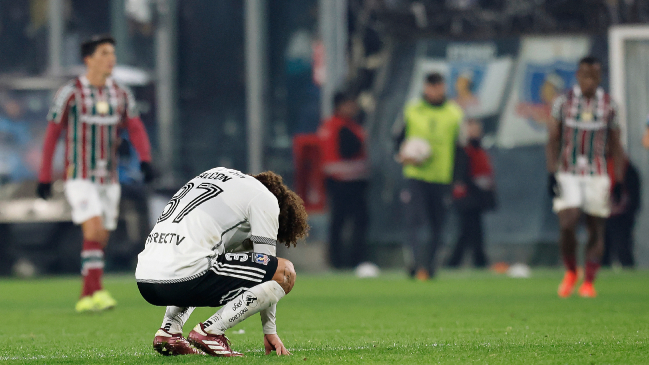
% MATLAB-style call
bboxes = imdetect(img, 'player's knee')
[84,227,109,245]
[82,217,109,245]
[559,218,578,232]
[273,258,296,295]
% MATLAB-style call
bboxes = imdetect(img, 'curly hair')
[253,171,310,247]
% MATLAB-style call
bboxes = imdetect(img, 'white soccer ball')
[355,262,380,278]
[400,138,431,163]
[12,258,37,278]
[507,263,531,278]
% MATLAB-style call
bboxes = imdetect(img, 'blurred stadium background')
[2,0,649,277]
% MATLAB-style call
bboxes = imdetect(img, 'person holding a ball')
[395,72,464,280]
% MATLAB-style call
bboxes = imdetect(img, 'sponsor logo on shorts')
[253,253,270,265]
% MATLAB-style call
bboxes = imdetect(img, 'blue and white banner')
[408,42,513,119]
[497,36,592,147]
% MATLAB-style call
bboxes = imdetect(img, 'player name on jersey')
[197,171,241,183]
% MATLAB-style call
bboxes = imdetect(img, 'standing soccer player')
[546,56,625,298]
[37,35,154,312]
[136,168,309,357]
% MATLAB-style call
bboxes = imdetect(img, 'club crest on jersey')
[96,101,110,114]
[253,253,270,265]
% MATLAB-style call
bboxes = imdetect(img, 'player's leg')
[578,174,612,297]
[87,183,122,310]
[403,179,429,279]
[557,207,581,297]
[601,216,616,267]
[349,181,369,267]
[618,214,635,267]
[152,306,204,356]
[470,210,487,268]
[200,257,294,334]
[326,179,346,268]
[65,180,109,312]
[187,255,294,356]
[579,214,605,297]
[553,173,582,297]
[446,209,471,268]
[425,183,448,278]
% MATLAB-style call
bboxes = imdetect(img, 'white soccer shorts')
[552,172,611,218]
[64,179,121,230]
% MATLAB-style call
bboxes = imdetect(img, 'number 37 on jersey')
[157,182,224,224]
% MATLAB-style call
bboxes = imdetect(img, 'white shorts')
[64,179,121,230]
[552,173,611,218]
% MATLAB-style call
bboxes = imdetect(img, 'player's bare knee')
[273,258,296,295]
[82,217,109,245]
[83,227,109,245]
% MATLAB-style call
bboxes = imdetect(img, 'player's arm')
[122,86,154,183]
[37,122,65,199]
[397,112,421,166]
[37,89,72,199]
[546,96,565,174]
[545,96,564,198]
[247,192,290,355]
[608,125,625,184]
[608,100,625,184]
[545,117,561,173]
[125,116,152,163]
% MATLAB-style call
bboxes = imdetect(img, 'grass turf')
[0,270,648,364]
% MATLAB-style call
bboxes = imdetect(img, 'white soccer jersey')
[135,167,279,283]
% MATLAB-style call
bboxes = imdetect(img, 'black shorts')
[137,252,278,307]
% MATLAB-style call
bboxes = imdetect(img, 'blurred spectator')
[395,72,464,280]
[446,119,495,268]
[318,92,370,269]
[603,157,640,268]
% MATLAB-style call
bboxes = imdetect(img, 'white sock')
[203,281,285,335]
[161,306,195,334]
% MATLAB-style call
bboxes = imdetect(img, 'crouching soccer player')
[135,168,309,356]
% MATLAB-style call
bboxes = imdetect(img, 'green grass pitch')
[1,270,648,364]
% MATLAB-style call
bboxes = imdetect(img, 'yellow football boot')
[92,290,117,311]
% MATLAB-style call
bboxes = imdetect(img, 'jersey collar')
[573,85,604,100]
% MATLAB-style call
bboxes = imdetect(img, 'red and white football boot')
[152,328,206,356]
[187,323,244,357]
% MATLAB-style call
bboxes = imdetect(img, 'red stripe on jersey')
[81,122,87,179]
[562,124,573,172]
[100,125,105,184]
[596,155,602,175]
[77,78,87,180]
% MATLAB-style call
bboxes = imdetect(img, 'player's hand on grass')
[264,333,291,356]
[547,174,559,198]
[36,182,52,200]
